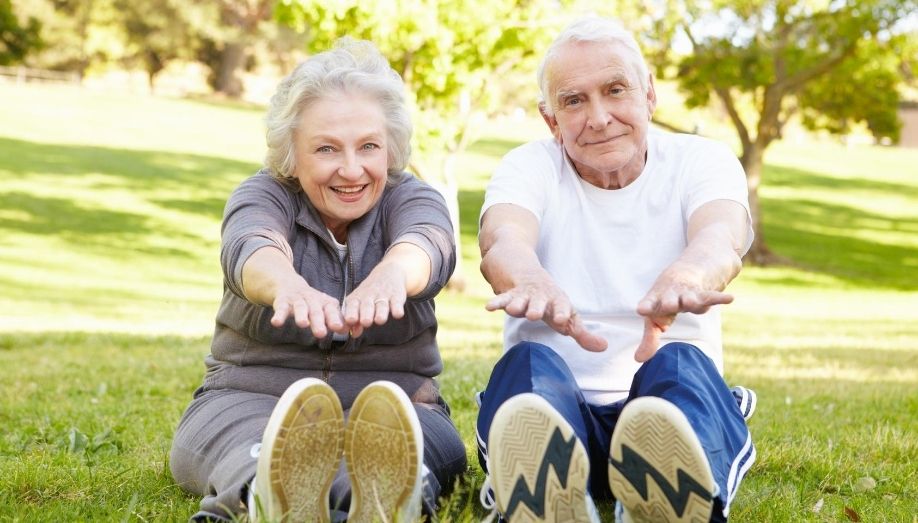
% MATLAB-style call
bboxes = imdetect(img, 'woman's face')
[293,92,389,241]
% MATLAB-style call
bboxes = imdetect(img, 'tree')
[276,0,564,289]
[112,0,196,89]
[195,0,276,97]
[642,0,916,263]
[0,0,42,65]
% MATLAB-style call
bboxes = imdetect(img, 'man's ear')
[539,102,562,143]
[646,74,657,120]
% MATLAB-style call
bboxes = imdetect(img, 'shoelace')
[479,476,499,522]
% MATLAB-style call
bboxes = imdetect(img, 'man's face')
[541,40,656,188]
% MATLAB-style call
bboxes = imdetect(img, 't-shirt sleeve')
[681,138,754,255]
[480,140,558,226]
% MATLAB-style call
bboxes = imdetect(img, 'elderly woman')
[169,39,467,522]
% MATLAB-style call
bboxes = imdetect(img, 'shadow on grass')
[0,136,258,259]
[762,197,917,291]
[766,164,918,199]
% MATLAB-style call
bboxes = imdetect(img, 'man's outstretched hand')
[485,273,607,352]
[634,268,734,362]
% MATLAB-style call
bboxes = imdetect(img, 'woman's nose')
[337,154,362,179]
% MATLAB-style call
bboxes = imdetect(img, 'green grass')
[1,82,917,521]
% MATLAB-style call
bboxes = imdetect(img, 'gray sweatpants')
[170,385,467,522]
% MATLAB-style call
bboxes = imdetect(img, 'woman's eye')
[316,145,334,153]
[362,143,380,150]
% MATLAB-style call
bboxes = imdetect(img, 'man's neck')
[570,147,648,190]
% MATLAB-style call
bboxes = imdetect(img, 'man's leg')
[608,342,755,522]
[476,341,607,521]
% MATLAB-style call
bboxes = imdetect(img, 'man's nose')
[586,102,611,130]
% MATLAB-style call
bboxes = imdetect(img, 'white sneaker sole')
[488,393,596,523]
[608,397,715,523]
[255,377,344,523]
[345,381,423,523]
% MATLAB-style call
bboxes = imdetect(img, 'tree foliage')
[195,0,276,97]
[640,0,917,263]
[275,0,566,288]
[111,0,197,87]
[0,0,42,65]
[276,0,559,174]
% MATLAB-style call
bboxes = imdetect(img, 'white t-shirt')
[480,129,753,404]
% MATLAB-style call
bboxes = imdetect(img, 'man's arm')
[634,199,749,361]
[480,203,607,351]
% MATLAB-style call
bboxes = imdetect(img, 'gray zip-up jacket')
[199,170,455,407]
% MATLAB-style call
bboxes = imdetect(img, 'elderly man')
[475,16,756,523]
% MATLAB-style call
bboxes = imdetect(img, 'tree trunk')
[740,144,777,265]
[410,155,466,292]
[438,154,466,292]
[215,42,246,97]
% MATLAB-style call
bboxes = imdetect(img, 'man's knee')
[653,342,716,369]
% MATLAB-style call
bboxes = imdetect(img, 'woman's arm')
[241,245,345,338]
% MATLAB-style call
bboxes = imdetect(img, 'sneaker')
[345,381,424,523]
[487,393,598,522]
[608,397,716,523]
[254,378,345,523]
[731,386,757,422]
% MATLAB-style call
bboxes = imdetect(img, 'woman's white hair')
[264,38,411,183]
[538,17,650,115]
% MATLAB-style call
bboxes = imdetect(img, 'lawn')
[0,82,916,522]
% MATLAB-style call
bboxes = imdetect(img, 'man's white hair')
[538,16,650,115]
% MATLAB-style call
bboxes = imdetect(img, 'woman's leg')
[170,387,278,521]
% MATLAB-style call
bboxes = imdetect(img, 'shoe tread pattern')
[345,383,421,523]
[262,381,344,522]
[489,394,592,523]
[608,397,714,523]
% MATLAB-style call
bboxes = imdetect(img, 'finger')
[308,305,328,339]
[503,295,530,317]
[271,301,292,327]
[524,296,548,322]
[359,297,375,328]
[550,299,574,325]
[570,318,608,352]
[389,295,406,320]
[373,298,389,325]
[634,317,663,362]
[636,296,658,316]
[485,293,513,312]
[292,299,310,329]
[324,301,345,332]
[696,290,734,308]
[659,289,681,315]
[343,298,360,325]
[349,324,364,338]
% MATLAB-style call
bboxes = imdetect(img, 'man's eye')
[609,87,625,95]
[563,97,581,107]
